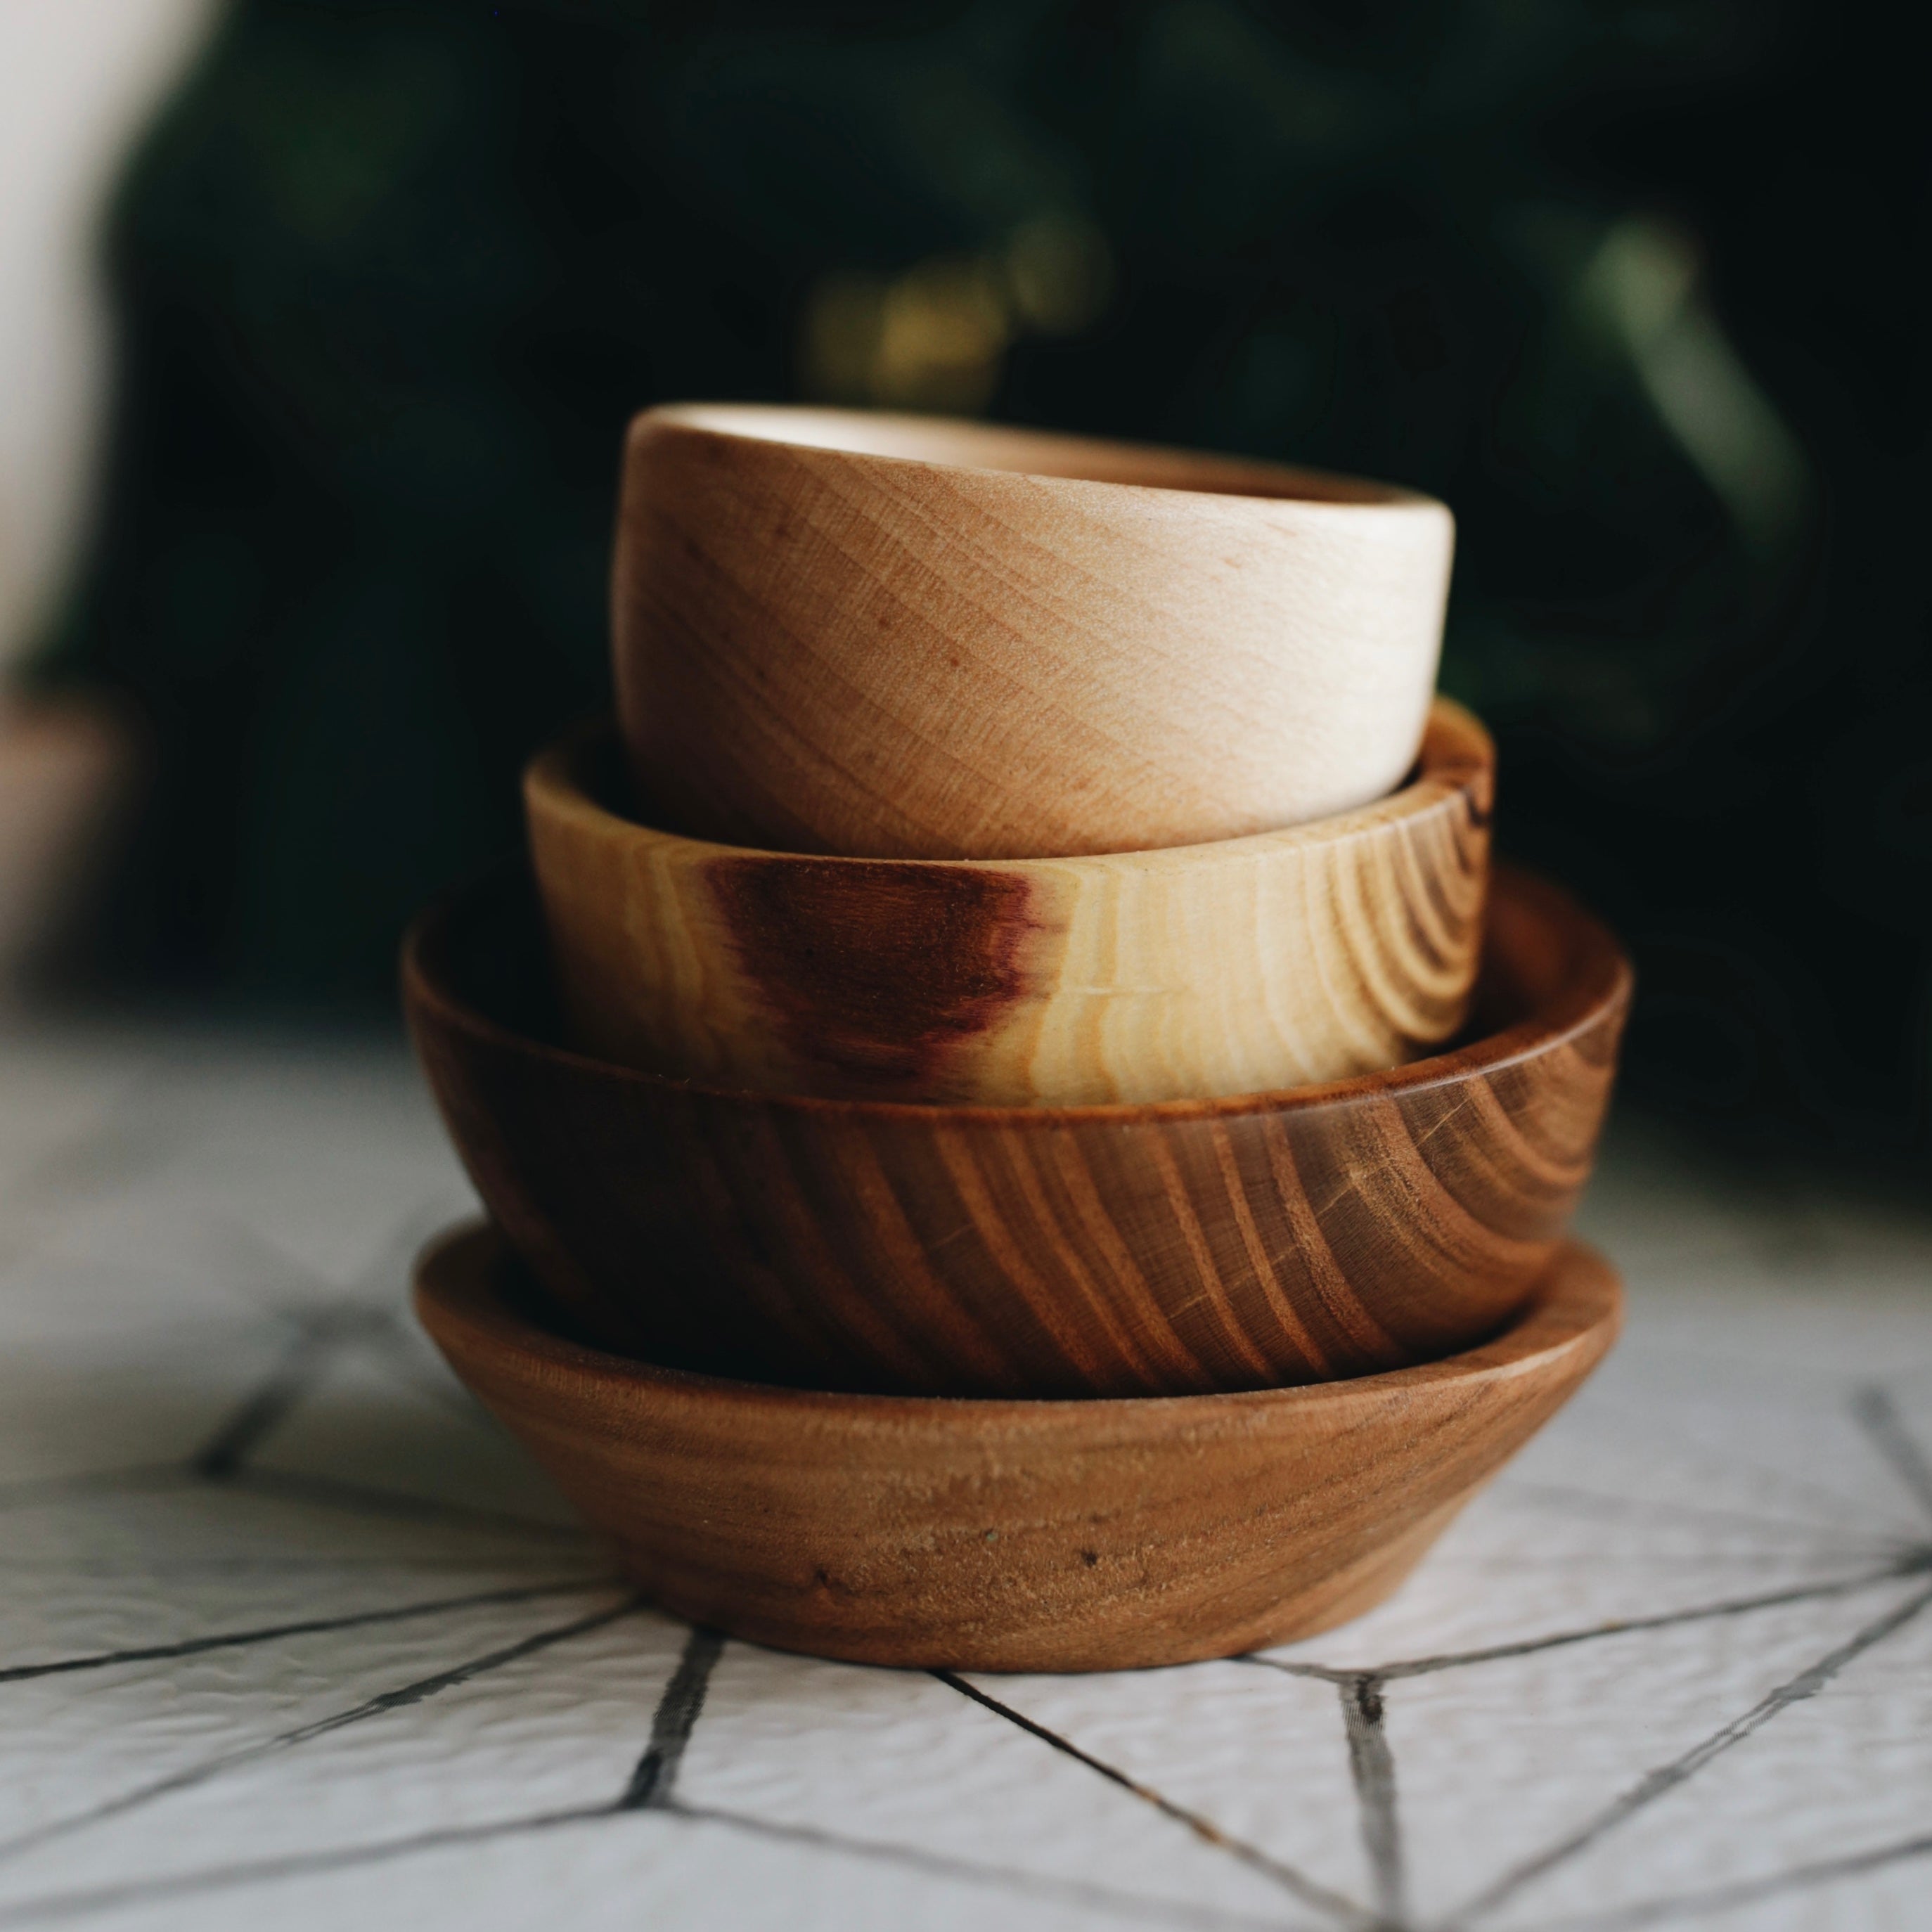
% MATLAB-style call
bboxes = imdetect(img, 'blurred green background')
[29,0,1929,1163]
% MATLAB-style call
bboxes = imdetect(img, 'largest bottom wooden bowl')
[404,864,1630,1398]
[417,1222,1622,1672]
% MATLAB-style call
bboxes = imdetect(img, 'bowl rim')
[401,860,1632,1128]
[416,1219,1623,1422]
[530,695,1492,872]
[631,401,1451,520]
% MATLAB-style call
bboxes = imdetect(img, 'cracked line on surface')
[1850,1384,1932,1526]
[0,1805,617,1927]
[1443,1578,1932,1926]
[0,1797,1310,1932]
[190,1212,453,1480]
[1339,1676,1405,1929]
[935,1670,1366,1926]
[619,1625,724,1809]
[1538,1827,1932,1930]
[1244,1555,1932,1685]
[674,1802,1318,1932]
[190,1325,350,1480]
[0,1596,644,1865]
[0,1554,599,1578]
[0,1577,617,1685]
[204,1214,483,1422]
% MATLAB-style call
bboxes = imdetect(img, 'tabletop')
[1,1020,1929,1931]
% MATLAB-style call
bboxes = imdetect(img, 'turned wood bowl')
[404,864,1630,1398]
[417,1222,1623,1671]
[613,404,1456,860]
[527,698,1493,1107]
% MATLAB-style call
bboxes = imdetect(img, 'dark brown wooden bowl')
[403,864,1630,1398]
[416,1221,1623,1671]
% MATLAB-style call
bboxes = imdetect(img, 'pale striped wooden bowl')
[527,698,1493,1107]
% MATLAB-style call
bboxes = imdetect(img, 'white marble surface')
[1,1020,1930,1931]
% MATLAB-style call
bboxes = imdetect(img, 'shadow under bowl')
[416,1221,1623,1671]
[404,863,1628,1398]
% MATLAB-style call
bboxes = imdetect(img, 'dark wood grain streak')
[415,1224,1623,1672]
[705,855,1039,1093]
[405,864,1629,1398]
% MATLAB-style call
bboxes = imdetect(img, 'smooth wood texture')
[416,1222,1623,1672]
[404,865,1630,1398]
[528,699,1493,1107]
[614,404,1456,860]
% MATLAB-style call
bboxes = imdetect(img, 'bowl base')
[417,1225,1622,1672]
[618,1491,1468,1673]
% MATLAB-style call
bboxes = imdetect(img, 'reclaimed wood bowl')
[417,1221,1623,1671]
[527,698,1493,1107]
[614,404,1455,860]
[404,864,1630,1398]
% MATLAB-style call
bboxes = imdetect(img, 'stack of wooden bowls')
[405,406,1632,1671]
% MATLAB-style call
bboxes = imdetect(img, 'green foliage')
[39,0,1931,1154]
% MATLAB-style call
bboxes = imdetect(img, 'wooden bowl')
[613,404,1455,860]
[527,698,1493,1107]
[417,1221,1622,1671]
[403,864,1630,1398]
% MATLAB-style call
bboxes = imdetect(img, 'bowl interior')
[640,404,1432,510]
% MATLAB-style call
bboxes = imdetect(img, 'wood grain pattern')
[404,864,1630,1398]
[416,1222,1623,1671]
[614,404,1455,860]
[528,699,1493,1105]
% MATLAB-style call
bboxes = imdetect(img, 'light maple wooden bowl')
[527,698,1493,1107]
[417,1222,1621,1671]
[404,865,1629,1398]
[613,404,1455,861]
